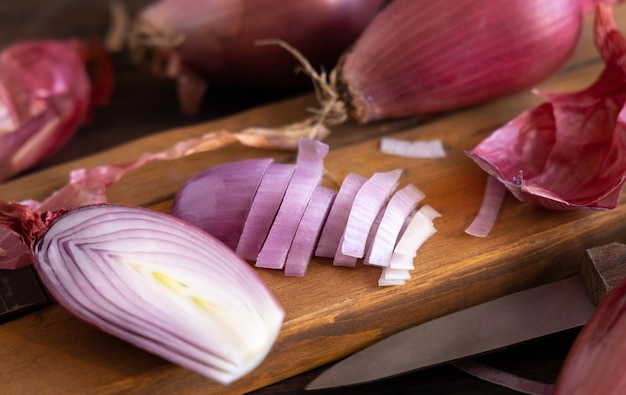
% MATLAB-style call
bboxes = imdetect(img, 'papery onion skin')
[134,0,387,89]
[0,39,113,181]
[340,0,583,123]
[466,3,626,210]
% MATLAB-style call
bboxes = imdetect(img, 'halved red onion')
[284,186,336,276]
[255,138,328,269]
[0,202,284,385]
[315,173,367,258]
[171,158,272,250]
[236,163,295,260]
[340,169,403,258]
[365,184,425,266]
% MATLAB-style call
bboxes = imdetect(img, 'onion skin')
[466,3,626,210]
[134,0,387,89]
[554,275,626,394]
[0,39,113,181]
[340,0,583,123]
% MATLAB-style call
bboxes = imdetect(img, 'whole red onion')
[131,0,387,114]
[339,0,584,123]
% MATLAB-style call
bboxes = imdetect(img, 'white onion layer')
[380,137,447,158]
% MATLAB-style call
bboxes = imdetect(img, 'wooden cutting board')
[1,8,626,394]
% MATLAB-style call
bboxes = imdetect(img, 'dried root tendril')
[256,39,348,129]
[127,18,185,75]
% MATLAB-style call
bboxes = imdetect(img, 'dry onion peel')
[466,4,626,211]
[0,39,113,182]
[0,202,284,385]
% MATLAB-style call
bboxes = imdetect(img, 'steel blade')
[307,275,595,390]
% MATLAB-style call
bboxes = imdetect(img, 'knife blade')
[306,242,626,390]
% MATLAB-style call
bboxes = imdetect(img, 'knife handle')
[579,242,626,306]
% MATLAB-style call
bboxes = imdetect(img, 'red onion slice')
[365,184,425,267]
[393,205,440,257]
[255,138,328,269]
[378,278,407,287]
[340,169,403,258]
[315,173,367,258]
[4,203,285,385]
[171,158,272,250]
[388,252,415,270]
[465,175,507,237]
[380,137,447,159]
[284,186,336,276]
[380,267,411,281]
[236,163,296,260]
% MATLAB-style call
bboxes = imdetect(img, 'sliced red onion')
[171,158,272,250]
[332,234,359,267]
[465,175,507,237]
[380,267,411,281]
[236,163,295,260]
[284,186,336,276]
[315,172,367,258]
[256,138,328,269]
[1,202,284,385]
[393,205,440,257]
[378,276,407,286]
[365,184,425,266]
[340,169,403,258]
[379,137,447,159]
[388,252,415,270]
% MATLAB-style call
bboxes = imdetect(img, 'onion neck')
[0,200,66,252]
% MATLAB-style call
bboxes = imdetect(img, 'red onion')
[466,3,626,211]
[284,186,336,277]
[553,276,626,394]
[379,137,447,159]
[129,0,387,114]
[365,184,425,267]
[170,138,439,283]
[0,202,284,385]
[170,158,273,250]
[0,39,113,181]
[315,173,367,258]
[339,0,584,122]
[236,163,296,260]
[255,138,328,269]
[340,169,402,260]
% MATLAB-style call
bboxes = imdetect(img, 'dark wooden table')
[0,1,581,393]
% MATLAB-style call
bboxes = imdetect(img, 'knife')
[306,242,626,390]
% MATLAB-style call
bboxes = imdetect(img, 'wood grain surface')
[1,2,626,394]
